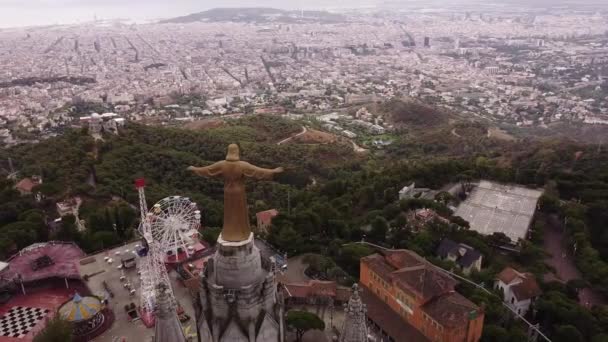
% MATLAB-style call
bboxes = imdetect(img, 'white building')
[79,112,124,137]
[342,130,357,138]
[495,267,542,316]
[398,182,417,200]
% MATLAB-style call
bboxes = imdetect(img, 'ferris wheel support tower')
[135,179,175,327]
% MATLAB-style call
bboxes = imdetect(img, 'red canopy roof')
[0,242,85,283]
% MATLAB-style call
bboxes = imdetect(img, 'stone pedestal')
[214,233,264,288]
[196,233,284,342]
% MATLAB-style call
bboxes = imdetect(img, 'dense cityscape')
[0,7,607,144]
[0,2,607,342]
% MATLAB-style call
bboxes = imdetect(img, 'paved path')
[351,140,367,153]
[277,126,307,145]
[542,214,606,308]
[302,329,331,342]
[279,255,311,283]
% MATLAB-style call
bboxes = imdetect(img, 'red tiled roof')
[364,250,459,302]
[422,291,481,328]
[361,250,483,338]
[496,267,542,301]
[283,283,309,298]
[362,254,395,283]
[512,277,542,301]
[360,284,430,342]
[256,209,278,226]
[384,249,425,269]
[283,280,337,299]
[496,267,522,284]
[311,280,337,297]
[0,242,85,283]
[15,178,40,193]
[393,265,458,303]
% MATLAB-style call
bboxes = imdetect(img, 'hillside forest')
[0,110,607,342]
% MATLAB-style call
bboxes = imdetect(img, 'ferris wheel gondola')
[135,179,203,322]
[147,196,201,258]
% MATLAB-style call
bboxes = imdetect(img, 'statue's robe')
[191,160,276,242]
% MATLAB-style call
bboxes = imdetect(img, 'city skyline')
[2,0,607,28]
[0,0,374,28]
[0,1,606,342]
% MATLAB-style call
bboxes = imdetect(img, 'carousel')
[58,293,107,338]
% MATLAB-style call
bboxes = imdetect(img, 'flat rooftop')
[77,241,198,342]
[0,242,85,283]
[454,180,543,242]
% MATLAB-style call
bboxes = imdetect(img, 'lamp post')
[328,297,334,329]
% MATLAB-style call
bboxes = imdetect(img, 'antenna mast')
[8,157,14,174]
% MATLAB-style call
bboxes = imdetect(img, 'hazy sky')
[0,0,379,28]
[0,0,600,28]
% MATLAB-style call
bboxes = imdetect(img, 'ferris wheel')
[147,196,201,258]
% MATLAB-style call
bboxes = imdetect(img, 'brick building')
[360,249,484,342]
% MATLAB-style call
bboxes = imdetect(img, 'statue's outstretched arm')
[241,162,283,180]
[187,161,224,178]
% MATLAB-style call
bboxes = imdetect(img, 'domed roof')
[58,293,102,322]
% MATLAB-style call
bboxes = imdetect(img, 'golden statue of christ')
[187,144,283,242]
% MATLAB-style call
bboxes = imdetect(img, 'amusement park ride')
[134,178,201,327]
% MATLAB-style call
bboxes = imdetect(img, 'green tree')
[481,325,508,342]
[33,315,73,342]
[52,214,81,242]
[554,325,584,342]
[337,244,373,277]
[286,310,325,342]
[434,191,455,205]
[0,221,40,248]
[449,215,470,228]
[303,254,334,277]
[271,224,301,254]
[591,334,608,342]
[370,216,389,242]
[201,227,221,246]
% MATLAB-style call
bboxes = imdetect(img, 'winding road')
[543,214,606,308]
[277,126,307,145]
[277,125,369,154]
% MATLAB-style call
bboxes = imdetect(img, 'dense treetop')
[1,113,607,342]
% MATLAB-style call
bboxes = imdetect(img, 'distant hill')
[160,7,346,24]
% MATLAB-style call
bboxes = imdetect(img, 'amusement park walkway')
[79,242,197,342]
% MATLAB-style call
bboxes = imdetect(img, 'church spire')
[154,283,186,342]
[340,284,368,342]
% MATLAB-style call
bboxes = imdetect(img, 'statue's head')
[226,144,240,161]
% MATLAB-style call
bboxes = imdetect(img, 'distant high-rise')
[455,38,461,50]
[424,37,430,48]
